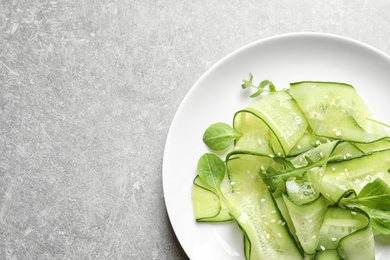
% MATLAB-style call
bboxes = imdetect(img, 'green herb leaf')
[272,157,296,170]
[339,178,390,235]
[260,142,339,191]
[197,153,226,191]
[241,74,277,98]
[341,178,390,210]
[203,122,242,151]
[360,207,390,235]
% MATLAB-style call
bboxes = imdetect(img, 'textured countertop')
[1,1,390,259]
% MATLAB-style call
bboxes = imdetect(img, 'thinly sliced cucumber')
[314,249,341,260]
[285,178,319,205]
[287,127,317,156]
[317,207,369,251]
[283,193,329,255]
[355,137,390,153]
[192,176,232,222]
[227,156,303,259]
[330,141,363,159]
[289,81,387,143]
[193,78,390,259]
[233,110,273,155]
[319,148,390,203]
[272,193,299,244]
[289,140,339,169]
[337,211,375,260]
[234,91,308,156]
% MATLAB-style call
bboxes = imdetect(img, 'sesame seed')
[260,165,265,171]
[238,213,248,223]
[230,182,235,185]
[261,198,266,202]
[332,167,336,172]
[351,211,357,215]
[269,154,274,158]
[336,131,342,136]
[315,140,321,145]
[320,245,325,251]
[277,233,283,238]
[297,145,302,149]
[331,237,337,241]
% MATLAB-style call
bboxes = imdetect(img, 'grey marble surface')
[1,0,390,259]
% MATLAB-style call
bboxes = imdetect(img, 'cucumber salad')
[192,75,390,260]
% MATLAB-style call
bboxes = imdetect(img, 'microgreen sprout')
[241,73,277,98]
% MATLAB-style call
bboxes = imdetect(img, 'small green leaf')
[249,89,263,98]
[268,81,276,92]
[272,157,296,171]
[339,178,390,235]
[360,207,390,235]
[203,122,242,151]
[197,153,226,191]
[349,178,390,210]
[259,80,270,89]
[241,73,254,89]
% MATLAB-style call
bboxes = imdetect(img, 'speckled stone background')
[1,1,390,259]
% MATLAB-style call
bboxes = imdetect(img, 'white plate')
[163,32,390,260]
